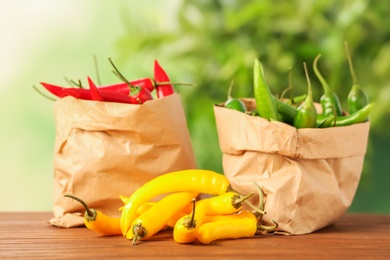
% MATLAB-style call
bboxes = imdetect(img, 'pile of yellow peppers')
[66,169,277,245]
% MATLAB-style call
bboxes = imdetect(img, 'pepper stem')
[253,182,265,213]
[132,223,146,246]
[93,54,102,86]
[33,85,56,101]
[303,62,313,102]
[280,67,293,100]
[258,219,279,234]
[188,198,197,228]
[344,41,359,85]
[313,54,332,95]
[232,192,254,209]
[108,57,135,91]
[280,86,292,100]
[155,81,196,88]
[64,194,94,218]
[244,199,266,215]
[227,79,235,99]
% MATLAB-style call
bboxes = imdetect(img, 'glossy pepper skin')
[88,77,104,101]
[348,84,369,115]
[344,41,369,115]
[98,78,155,93]
[173,191,251,244]
[196,210,258,244]
[108,57,154,104]
[129,85,153,104]
[131,191,198,245]
[154,60,175,98]
[317,103,374,127]
[41,82,136,104]
[313,54,343,117]
[120,169,232,238]
[273,96,297,125]
[224,80,246,113]
[253,58,279,121]
[293,62,317,129]
[64,194,121,236]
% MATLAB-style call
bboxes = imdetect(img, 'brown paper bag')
[50,93,196,227]
[214,98,370,235]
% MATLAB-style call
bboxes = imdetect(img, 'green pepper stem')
[64,194,94,218]
[280,67,293,101]
[253,182,265,213]
[258,219,279,232]
[109,57,135,90]
[132,223,146,246]
[244,199,266,215]
[186,198,197,229]
[155,81,196,88]
[227,79,235,99]
[313,54,332,95]
[232,192,254,209]
[33,85,56,101]
[303,62,313,101]
[344,41,359,85]
[93,54,102,86]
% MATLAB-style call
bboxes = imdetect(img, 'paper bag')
[214,98,370,235]
[50,93,196,227]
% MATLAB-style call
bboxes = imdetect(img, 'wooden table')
[1,212,389,259]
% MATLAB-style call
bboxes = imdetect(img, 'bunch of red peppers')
[38,59,175,104]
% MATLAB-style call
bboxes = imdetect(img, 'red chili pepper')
[108,57,154,104]
[62,88,90,100]
[129,86,153,104]
[41,82,134,104]
[66,88,134,104]
[98,78,156,94]
[88,77,104,101]
[40,82,68,98]
[154,60,175,98]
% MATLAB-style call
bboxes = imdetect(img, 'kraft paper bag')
[214,98,370,235]
[50,93,196,227]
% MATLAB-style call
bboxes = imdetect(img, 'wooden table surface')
[1,212,389,259]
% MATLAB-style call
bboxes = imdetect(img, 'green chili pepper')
[344,41,369,115]
[253,58,279,121]
[224,80,246,113]
[288,94,307,106]
[313,54,343,116]
[317,114,336,128]
[293,62,317,129]
[273,96,297,125]
[317,103,374,127]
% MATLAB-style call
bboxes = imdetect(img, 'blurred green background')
[1,0,389,212]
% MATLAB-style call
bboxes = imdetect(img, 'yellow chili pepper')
[135,202,156,215]
[166,203,193,228]
[173,191,253,244]
[131,191,198,245]
[64,194,121,236]
[121,169,231,237]
[119,195,128,204]
[196,210,259,244]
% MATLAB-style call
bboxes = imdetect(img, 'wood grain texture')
[1,212,389,259]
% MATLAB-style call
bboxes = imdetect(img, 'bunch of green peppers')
[223,44,373,129]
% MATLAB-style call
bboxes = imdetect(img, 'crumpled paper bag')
[50,93,196,227]
[214,98,370,235]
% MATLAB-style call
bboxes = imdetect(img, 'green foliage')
[115,0,390,212]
